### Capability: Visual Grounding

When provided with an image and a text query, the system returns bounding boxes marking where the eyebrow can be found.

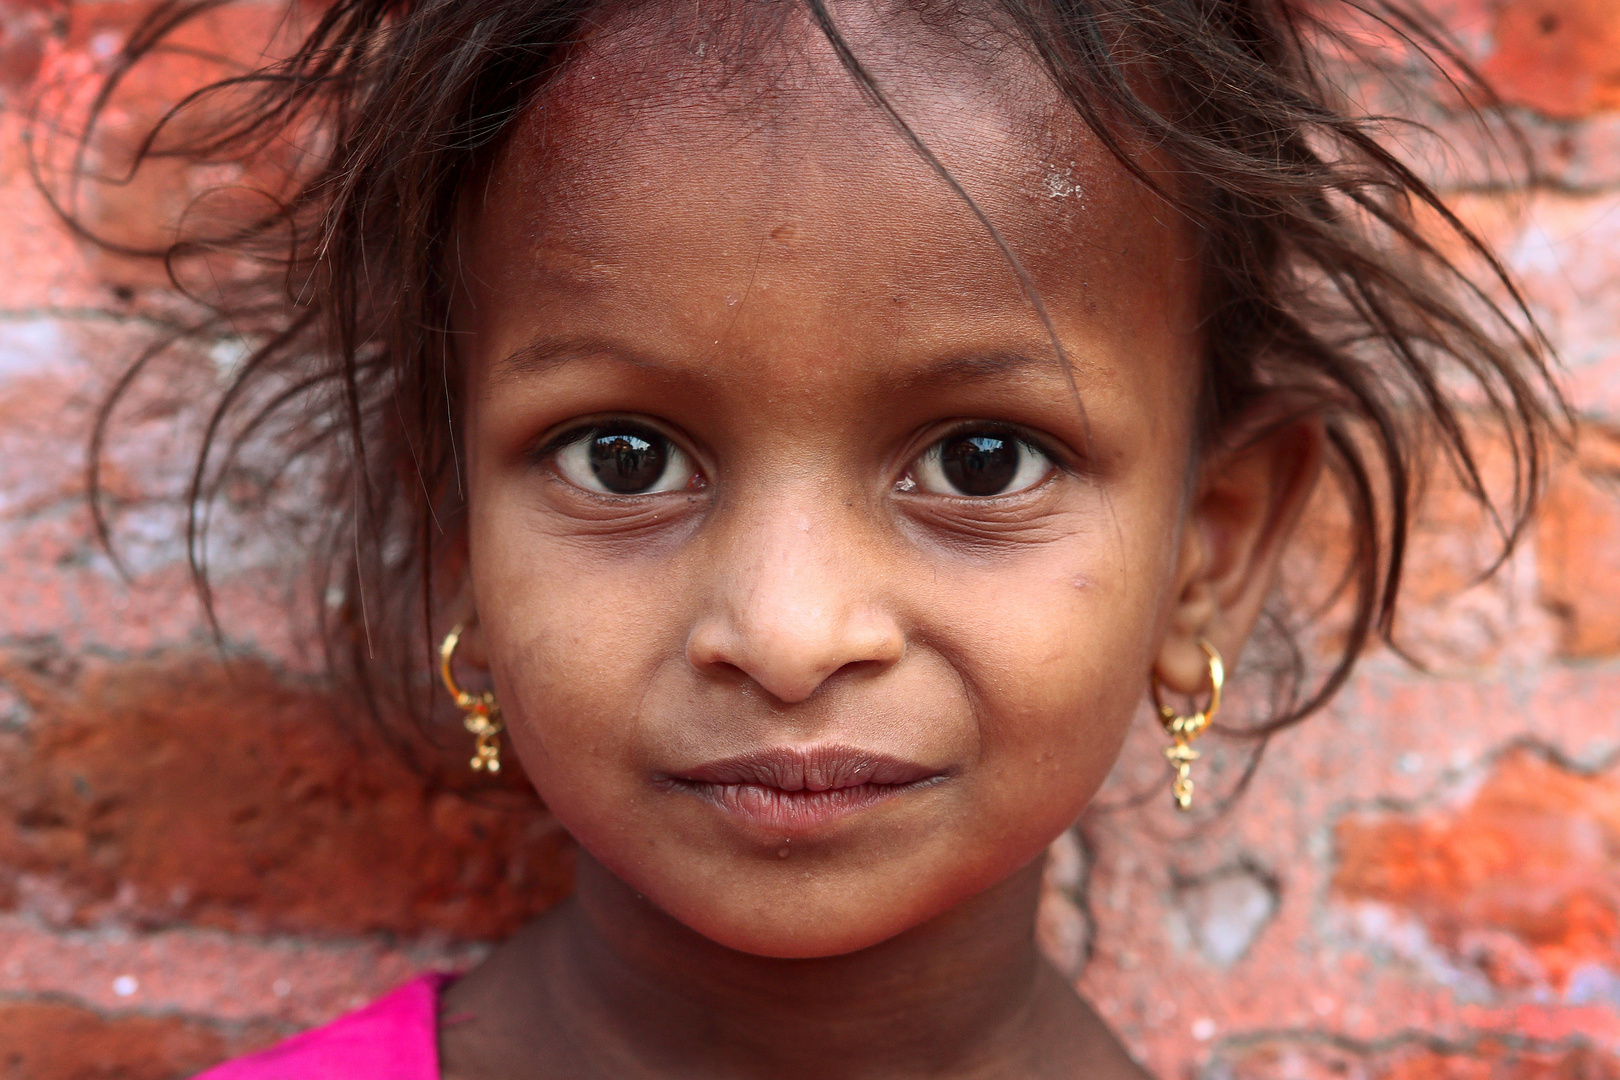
[893,350,1059,389]
[487,336,1071,392]
[488,336,662,385]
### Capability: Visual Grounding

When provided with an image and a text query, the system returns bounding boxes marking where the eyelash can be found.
[923,422,1062,466]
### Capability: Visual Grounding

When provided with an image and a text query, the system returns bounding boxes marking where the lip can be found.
[661,745,949,834]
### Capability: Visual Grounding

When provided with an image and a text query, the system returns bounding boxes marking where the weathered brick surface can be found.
[0,652,571,939]
[1539,428,1620,657]
[1209,1033,1620,1080]
[0,999,276,1080]
[0,3,59,102]
[1335,748,1620,990]
[0,1,1616,1079]
[1482,0,1620,119]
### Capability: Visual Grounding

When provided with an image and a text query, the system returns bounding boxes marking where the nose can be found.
[686,504,905,705]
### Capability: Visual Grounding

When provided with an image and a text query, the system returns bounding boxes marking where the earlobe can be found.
[1155,409,1326,696]
[450,617,491,670]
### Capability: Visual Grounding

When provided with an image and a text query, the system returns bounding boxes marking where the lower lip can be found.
[674,779,938,833]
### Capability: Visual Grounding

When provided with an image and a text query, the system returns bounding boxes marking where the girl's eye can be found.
[908,429,1052,497]
[552,424,697,495]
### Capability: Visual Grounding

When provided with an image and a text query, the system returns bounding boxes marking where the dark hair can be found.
[35,0,1567,781]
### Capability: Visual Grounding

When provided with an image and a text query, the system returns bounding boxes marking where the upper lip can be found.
[665,744,944,791]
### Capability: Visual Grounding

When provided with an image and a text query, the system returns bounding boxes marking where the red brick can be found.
[1334,749,1620,988]
[1538,425,1620,658]
[0,653,573,939]
[0,2,62,98]
[1215,1034,1620,1080]
[16,2,314,288]
[1281,418,1557,668]
[0,998,275,1080]
[1482,0,1620,119]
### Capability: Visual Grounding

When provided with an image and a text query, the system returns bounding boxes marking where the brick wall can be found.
[0,1,1616,1078]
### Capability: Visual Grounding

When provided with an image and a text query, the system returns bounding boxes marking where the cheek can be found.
[931,547,1164,842]
[465,489,682,801]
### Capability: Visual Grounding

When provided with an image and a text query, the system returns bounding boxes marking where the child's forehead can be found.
[474,3,1174,261]
[454,1,1199,365]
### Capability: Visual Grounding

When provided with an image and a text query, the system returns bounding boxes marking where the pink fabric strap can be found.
[196,973,449,1080]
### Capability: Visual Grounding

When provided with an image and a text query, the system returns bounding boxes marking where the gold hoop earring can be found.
[440,623,503,774]
[1151,638,1223,811]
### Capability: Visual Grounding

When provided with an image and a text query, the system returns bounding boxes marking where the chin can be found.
[659,865,1011,960]
[683,905,931,960]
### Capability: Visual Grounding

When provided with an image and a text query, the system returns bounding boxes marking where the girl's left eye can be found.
[905,429,1054,498]
[552,424,698,495]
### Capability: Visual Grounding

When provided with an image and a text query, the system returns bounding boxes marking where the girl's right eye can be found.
[905,427,1054,498]
[551,424,698,495]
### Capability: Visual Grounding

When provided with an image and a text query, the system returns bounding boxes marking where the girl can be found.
[57,0,1563,1076]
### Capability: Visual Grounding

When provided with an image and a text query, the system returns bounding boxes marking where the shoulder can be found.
[195,973,451,1080]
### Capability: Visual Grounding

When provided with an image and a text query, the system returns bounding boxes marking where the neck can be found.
[519,852,1053,1079]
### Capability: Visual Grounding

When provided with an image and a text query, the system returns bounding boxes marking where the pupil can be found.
[941,434,1018,496]
[588,430,668,493]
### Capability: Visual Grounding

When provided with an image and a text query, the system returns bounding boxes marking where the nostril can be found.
[702,658,753,685]
[685,634,751,682]
[685,629,901,706]
[686,591,905,704]
[830,656,898,682]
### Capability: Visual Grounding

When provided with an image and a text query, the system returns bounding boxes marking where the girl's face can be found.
[455,16,1278,960]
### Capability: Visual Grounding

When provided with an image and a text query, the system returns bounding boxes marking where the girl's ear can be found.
[1154,406,1326,697]
[454,617,492,672]
[440,538,491,672]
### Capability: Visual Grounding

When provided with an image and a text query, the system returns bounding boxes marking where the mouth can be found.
[659,745,949,834]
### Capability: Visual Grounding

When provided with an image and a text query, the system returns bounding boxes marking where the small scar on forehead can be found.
[770,223,800,241]
[1044,173,1083,200]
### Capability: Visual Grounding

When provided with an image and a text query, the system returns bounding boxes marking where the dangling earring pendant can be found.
[1151,639,1224,811]
[440,623,504,774]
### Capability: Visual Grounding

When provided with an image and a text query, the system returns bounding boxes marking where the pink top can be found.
[195,973,448,1079]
